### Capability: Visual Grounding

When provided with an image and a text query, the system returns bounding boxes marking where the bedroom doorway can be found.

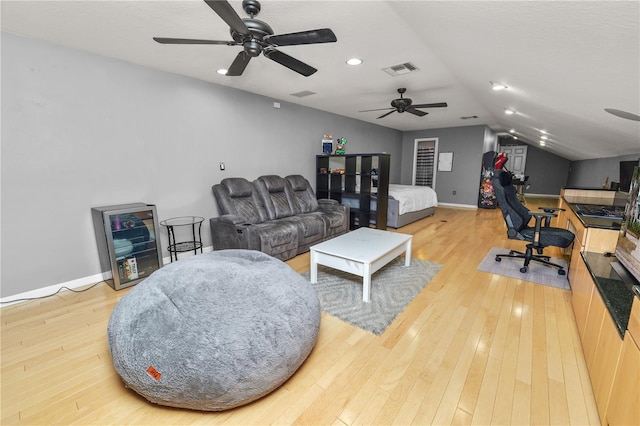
[412,138,438,188]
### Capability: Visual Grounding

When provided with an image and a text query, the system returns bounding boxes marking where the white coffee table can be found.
[309,227,412,303]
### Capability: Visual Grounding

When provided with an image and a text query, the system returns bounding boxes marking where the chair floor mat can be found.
[477,247,570,290]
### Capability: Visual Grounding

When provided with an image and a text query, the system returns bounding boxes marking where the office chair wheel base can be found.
[558,269,566,276]
[520,266,528,273]
[495,256,502,262]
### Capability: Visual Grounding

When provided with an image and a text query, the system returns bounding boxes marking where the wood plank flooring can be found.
[1,198,600,425]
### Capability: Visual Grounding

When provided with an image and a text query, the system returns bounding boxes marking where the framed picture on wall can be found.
[438,152,453,172]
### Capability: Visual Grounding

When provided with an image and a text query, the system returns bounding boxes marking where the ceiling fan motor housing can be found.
[230,19,274,56]
[391,98,412,112]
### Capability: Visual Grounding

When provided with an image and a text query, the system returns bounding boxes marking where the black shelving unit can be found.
[316,153,390,230]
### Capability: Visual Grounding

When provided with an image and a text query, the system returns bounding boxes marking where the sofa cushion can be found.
[248,221,299,260]
[212,178,266,224]
[254,175,297,220]
[286,175,319,214]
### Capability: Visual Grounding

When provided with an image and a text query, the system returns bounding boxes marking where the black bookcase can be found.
[316,153,390,230]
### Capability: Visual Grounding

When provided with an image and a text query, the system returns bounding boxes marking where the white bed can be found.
[340,184,438,228]
[387,184,438,228]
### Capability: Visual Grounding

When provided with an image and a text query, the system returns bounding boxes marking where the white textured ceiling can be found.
[2,0,639,161]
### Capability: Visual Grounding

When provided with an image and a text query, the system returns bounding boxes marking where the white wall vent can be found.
[382,62,419,77]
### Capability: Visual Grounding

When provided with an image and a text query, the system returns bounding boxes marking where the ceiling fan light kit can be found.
[153,0,337,77]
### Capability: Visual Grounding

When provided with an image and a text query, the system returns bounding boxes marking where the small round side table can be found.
[160,216,204,262]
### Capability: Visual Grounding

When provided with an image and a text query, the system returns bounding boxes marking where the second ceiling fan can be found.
[360,88,448,119]
[153,0,337,77]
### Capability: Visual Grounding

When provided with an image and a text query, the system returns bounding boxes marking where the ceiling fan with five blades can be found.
[359,88,448,119]
[153,0,337,77]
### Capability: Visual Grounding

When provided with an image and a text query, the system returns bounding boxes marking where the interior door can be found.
[498,144,527,177]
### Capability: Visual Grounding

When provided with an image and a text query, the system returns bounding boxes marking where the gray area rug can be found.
[477,247,570,290]
[301,258,442,335]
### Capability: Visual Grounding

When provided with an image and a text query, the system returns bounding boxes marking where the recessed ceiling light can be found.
[509,129,516,133]
[513,136,518,140]
[216,68,228,75]
[540,141,546,146]
[490,81,508,91]
[505,108,516,115]
[346,58,363,66]
[540,129,548,134]
[540,135,548,140]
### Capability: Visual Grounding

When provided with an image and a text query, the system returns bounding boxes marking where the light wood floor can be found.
[1,198,600,425]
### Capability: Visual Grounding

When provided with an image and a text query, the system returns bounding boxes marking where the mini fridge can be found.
[91,203,163,290]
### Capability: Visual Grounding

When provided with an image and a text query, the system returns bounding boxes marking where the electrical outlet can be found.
[219,162,225,171]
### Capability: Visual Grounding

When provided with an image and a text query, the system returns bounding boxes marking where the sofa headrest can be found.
[221,178,253,197]
[286,175,308,191]
[258,175,285,193]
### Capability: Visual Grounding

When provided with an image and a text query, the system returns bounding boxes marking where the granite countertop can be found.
[562,196,624,230]
[582,251,638,338]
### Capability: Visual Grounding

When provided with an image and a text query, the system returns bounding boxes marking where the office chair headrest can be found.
[499,170,513,186]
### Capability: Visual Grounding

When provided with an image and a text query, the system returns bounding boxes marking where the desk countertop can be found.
[582,252,638,338]
[562,196,624,230]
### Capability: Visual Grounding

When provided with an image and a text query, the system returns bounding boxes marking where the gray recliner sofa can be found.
[210,175,349,261]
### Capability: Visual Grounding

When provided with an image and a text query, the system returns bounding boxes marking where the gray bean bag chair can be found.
[107,249,321,411]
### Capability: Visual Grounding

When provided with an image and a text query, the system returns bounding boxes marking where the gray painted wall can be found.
[568,154,640,188]
[401,125,490,206]
[3,32,635,299]
[1,33,403,298]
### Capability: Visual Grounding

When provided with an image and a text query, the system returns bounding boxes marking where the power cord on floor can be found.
[0,282,103,305]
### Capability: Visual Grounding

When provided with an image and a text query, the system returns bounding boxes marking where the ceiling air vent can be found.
[382,62,419,77]
[460,115,479,120]
[290,90,316,98]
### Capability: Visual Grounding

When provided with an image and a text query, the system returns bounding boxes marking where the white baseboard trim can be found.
[2,245,215,308]
[0,271,111,307]
[438,202,478,209]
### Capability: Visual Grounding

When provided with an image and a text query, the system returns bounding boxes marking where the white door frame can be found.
[412,137,439,188]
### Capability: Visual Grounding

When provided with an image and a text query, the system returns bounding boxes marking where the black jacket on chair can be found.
[492,169,575,274]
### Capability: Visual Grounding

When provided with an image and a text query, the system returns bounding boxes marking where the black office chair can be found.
[492,169,575,275]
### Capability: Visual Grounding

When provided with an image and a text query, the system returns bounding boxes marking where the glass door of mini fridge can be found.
[92,203,163,290]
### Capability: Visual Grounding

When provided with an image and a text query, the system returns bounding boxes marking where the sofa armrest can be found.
[209,217,251,250]
[318,199,339,206]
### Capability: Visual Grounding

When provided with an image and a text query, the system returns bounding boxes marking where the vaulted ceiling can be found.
[2,0,639,161]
